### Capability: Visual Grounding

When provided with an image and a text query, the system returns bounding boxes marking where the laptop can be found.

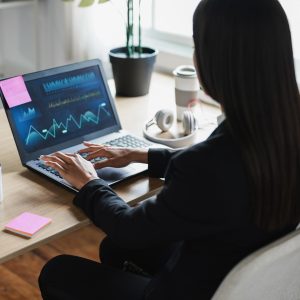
[0,59,158,192]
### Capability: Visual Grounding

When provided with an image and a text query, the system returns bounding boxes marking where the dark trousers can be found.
[39,237,175,300]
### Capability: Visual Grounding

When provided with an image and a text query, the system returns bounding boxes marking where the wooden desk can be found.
[0,72,220,264]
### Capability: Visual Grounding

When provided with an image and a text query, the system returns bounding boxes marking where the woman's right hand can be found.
[78,141,149,169]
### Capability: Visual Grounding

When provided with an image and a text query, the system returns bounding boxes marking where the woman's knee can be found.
[99,237,127,268]
[99,236,114,263]
[39,254,72,289]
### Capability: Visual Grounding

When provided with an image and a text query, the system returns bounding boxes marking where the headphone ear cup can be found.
[155,109,174,132]
[182,111,197,135]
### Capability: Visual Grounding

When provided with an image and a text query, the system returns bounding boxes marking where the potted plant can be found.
[63,0,158,97]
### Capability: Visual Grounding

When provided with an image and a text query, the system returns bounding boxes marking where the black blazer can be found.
[74,122,295,299]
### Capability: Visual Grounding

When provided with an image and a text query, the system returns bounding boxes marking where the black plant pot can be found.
[109,47,158,97]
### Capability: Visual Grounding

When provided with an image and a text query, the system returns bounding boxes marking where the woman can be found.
[38,0,300,299]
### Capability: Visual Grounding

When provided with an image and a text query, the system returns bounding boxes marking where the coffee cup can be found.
[173,65,200,121]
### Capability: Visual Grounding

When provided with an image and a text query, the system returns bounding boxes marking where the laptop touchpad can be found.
[96,167,132,185]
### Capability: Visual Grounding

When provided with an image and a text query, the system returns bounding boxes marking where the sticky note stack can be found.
[4,212,52,238]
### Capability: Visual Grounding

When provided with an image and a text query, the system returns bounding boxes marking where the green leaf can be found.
[98,0,109,3]
[78,0,95,7]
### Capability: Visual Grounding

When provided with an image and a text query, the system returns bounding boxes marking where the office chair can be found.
[212,226,300,300]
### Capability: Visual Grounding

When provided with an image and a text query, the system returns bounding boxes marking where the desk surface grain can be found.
[0,72,219,264]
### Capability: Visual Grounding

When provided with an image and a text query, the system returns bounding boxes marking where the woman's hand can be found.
[40,152,98,190]
[78,141,148,169]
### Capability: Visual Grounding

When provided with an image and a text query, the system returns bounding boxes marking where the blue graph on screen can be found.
[25,103,110,146]
[18,107,39,122]
[23,107,36,119]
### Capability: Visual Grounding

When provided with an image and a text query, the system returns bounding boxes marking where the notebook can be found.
[4,212,52,238]
[0,59,158,192]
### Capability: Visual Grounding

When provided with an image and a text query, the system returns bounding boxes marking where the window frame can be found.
[142,0,195,73]
[144,0,194,47]
[144,0,300,87]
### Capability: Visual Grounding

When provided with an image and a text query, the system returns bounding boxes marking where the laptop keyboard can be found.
[105,135,152,148]
[81,135,152,163]
[36,161,63,178]
[36,135,152,179]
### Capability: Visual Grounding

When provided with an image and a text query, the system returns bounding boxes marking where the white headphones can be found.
[143,109,198,148]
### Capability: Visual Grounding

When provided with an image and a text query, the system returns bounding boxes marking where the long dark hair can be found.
[193,0,300,231]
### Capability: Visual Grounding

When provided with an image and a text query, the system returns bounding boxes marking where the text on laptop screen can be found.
[8,65,118,153]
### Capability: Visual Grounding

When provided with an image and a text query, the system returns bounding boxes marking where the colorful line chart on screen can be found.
[25,102,111,147]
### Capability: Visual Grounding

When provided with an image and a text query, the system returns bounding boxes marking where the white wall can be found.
[0,2,38,77]
[36,0,72,70]
[0,0,70,78]
[0,0,299,87]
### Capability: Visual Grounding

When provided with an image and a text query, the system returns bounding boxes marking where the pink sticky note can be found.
[0,76,32,108]
[4,212,52,238]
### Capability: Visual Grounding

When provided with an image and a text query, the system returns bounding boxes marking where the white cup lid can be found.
[173,65,197,78]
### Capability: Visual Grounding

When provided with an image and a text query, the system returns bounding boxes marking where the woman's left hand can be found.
[40,152,99,190]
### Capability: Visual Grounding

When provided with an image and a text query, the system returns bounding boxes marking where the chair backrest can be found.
[212,227,300,300]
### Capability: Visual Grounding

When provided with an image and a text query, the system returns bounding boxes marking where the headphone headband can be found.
[143,109,198,148]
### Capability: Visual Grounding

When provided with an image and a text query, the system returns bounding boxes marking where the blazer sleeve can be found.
[74,150,222,250]
[148,148,180,178]
[147,123,226,178]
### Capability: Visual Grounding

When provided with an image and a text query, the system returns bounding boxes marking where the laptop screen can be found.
[1,60,121,163]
